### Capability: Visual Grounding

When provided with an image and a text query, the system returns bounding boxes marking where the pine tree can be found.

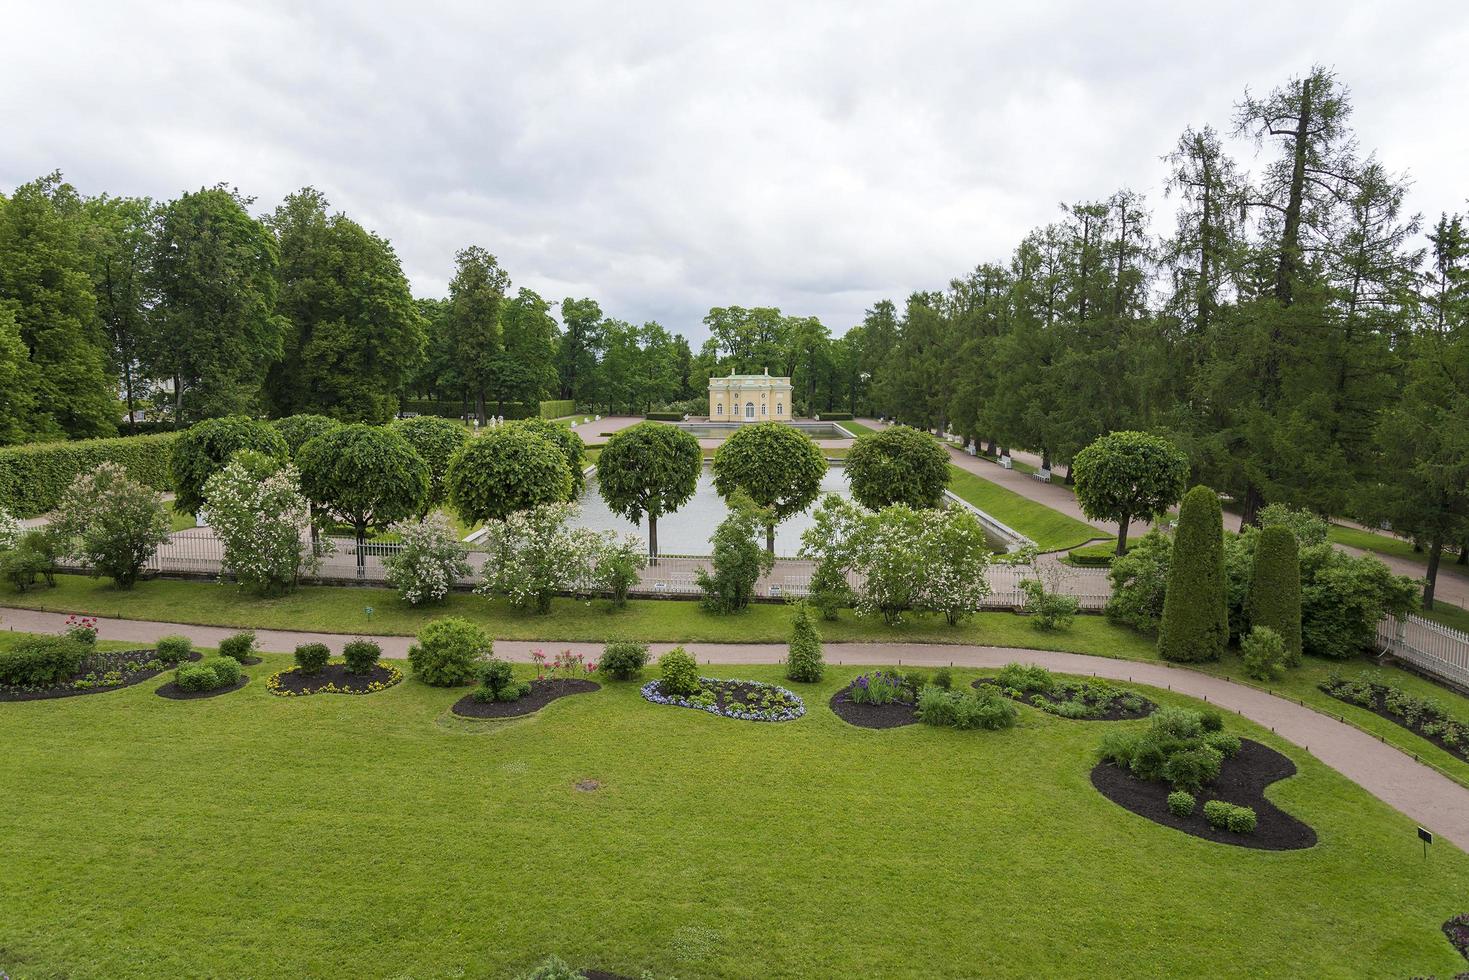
[1247,526,1303,665]
[785,602,824,683]
[1158,486,1228,662]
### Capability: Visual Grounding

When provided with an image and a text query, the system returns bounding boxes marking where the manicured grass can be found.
[167,511,196,532]
[1422,601,1469,635]
[836,419,878,437]
[1328,522,1433,564]
[3,657,1467,978]
[946,465,1104,552]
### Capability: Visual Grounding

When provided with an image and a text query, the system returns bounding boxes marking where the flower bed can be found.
[641,677,804,722]
[829,677,918,729]
[0,648,200,702]
[156,674,250,700]
[452,678,600,719]
[1320,671,1469,764]
[1445,913,1469,962]
[974,676,1156,721]
[266,661,403,697]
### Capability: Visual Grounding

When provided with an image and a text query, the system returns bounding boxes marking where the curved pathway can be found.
[5,606,1468,850]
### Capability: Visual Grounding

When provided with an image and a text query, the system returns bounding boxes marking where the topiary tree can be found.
[271,414,342,460]
[845,425,950,510]
[296,424,429,576]
[170,415,289,515]
[785,602,824,682]
[1071,430,1190,555]
[1248,525,1302,666]
[1157,485,1228,662]
[515,417,588,495]
[390,415,470,515]
[596,421,702,561]
[711,421,826,553]
[52,462,171,589]
[445,425,573,526]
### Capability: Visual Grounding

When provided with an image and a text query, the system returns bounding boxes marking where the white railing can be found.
[1378,614,1469,692]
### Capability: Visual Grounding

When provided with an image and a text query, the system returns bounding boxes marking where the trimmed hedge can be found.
[0,433,177,517]
[645,412,684,421]
[538,399,574,419]
[817,412,853,421]
[1068,541,1117,567]
[1158,485,1228,663]
[1248,525,1302,665]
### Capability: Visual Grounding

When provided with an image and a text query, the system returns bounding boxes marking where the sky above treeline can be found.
[4,1,1467,341]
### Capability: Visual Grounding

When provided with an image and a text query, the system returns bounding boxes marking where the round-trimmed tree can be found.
[445,425,573,525]
[596,421,702,561]
[271,414,342,460]
[1072,430,1189,555]
[515,417,588,495]
[711,421,827,553]
[1247,525,1302,666]
[845,425,950,510]
[391,415,471,515]
[296,424,429,575]
[170,416,289,515]
[1157,485,1228,663]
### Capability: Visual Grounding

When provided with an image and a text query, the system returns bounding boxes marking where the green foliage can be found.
[538,400,574,419]
[217,632,256,663]
[1166,790,1196,818]
[515,955,584,980]
[1096,705,1233,793]
[389,416,470,512]
[271,415,343,460]
[0,529,63,591]
[1105,527,1172,633]
[0,433,177,518]
[446,425,573,526]
[1204,800,1257,834]
[473,658,528,703]
[696,493,774,612]
[917,685,1017,730]
[170,417,289,515]
[1162,746,1223,794]
[383,514,472,605]
[1248,526,1302,664]
[175,657,240,692]
[932,667,953,690]
[1241,625,1288,682]
[293,642,331,675]
[657,647,700,696]
[0,636,88,686]
[342,639,382,675]
[1019,577,1080,631]
[996,662,1054,694]
[203,455,316,595]
[50,461,171,589]
[595,421,702,559]
[845,425,950,510]
[407,617,490,686]
[154,635,192,664]
[1158,486,1227,662]
[1071,431,1189,554]
[593,534,646,609]
[1299,544,1419,659]
[712,421,827,551]
[1257,504,1329,547]
[475,503,603,614]
[515,418,588,495]
[784,602,824,682]
[296,424,429,542]
[599,641,650,680]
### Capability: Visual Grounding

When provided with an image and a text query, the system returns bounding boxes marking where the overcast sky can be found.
[5,1,1467,341]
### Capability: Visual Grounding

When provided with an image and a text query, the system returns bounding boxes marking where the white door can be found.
[745,402,755,418]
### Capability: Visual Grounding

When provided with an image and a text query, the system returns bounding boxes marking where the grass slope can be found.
[946,465,1103,552]
[2,660,1466,978]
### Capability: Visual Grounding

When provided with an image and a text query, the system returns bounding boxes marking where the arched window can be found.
[716,403,723,415]
[745,402,755,419]
[761,402,767,415]
[776,402,784,416]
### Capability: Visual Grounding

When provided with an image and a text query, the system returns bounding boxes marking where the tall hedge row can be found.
[1248,525,1303,665]
[0,433,178,517]
[1158,485,1228,663]
[538,400,575,419]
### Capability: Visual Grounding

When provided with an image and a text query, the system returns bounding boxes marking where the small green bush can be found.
[516,954,583,980]
[1020,578,1080,631]
[1162,746,1223,793]
[154,635,193,664]
[1096,730,1139,768]
[996,662,1053,693]
[1203,731,1242,758]
[1203,800,1257,834]
[599,641,649,680]
[657,647,700,697]
[918,685,1017,731]
[0,636,88,686]
[1199,708,1223,733]
[474,659,530,703]
[1241,625,1287,682]
[174,658,238,692]
[208,657,242,687]
[932,667,953,690]
[217,631,256,663]
[407,617,491,686]
[294,642,331,675]
[1167,790,1196,817]
[784,603,824,683]
[342,639,382,675]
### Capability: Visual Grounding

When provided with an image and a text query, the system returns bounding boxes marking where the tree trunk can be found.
[1275,75,1313,306]
[356,521,368,579]
[766,521,776,555]
[123,361,137,435]
[1115,516,1131,556]
[648,514,659,566]
[476,388,487,426]
[1041,449,1051,469]
[1241,483,1266,527]
[985,437,998,456]
[1457,539,1467,565]
[173,374,183,429]
[1424,539,1442,610]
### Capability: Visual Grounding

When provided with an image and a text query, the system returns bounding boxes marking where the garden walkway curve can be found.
[5,606,1468,851]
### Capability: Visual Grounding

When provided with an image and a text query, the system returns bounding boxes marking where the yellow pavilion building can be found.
[708,369,792,421]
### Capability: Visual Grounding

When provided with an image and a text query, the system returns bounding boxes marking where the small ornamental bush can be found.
[0,636,88,686]
[208,657,242,687]
[217,631,257,663]
[1204,800,1257,834]
[52,461,171,589]
[1203,731,1242,758]
[64,615,99,645]
[932,667,953,690]
[516,954,584,980]
[1019,577,1080,631]
[849,670,906,705]
[1199,708,1224,733]
[1096,705,1234,795]
[918,685,1018,730]
[784,603,824,683]
[1167,791,1196,818]
[294,642,331,675]
[408,617,491,686]
[996,662,1054,694]
[154,635,193,664]
[174,658,240,692]
[473,659,531,703]
[383,513,472,605]
[1162,746,1223,794]
[657,647,700,697]
[342,639,382,675]
[599,641,649,680]
[1241,625,1288,682]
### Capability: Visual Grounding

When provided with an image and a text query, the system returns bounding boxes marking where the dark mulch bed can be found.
[1445,913,1469,962]
[829,683,918,729]
[268,662,402,697]
[452,678,600,719]
[1321,683,1469,765]
[974,678,1157,721]
[0,650,201,703]
[234,656,263,666]
[1091,738,1317,851]
[155,675,250,700]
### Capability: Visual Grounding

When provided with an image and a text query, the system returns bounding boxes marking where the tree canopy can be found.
[296,424,429,569]
[595,421,703,559]
[711,421,827,553]
[446,425,573,526]
[170,415,289,515]
[1072,431,1190,555]
[845,425,950,510]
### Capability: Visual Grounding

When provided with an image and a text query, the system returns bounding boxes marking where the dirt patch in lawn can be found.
[267,662,402,697]
[1091,738,1316,851]
[829,683,919,730]
[155,675,250,700]
[0,650,200,703]
[451,678,600,719]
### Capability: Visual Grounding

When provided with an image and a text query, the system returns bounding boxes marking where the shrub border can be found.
[266,661,403,697]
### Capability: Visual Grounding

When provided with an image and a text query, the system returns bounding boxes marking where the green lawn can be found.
[1422,601,1469,634]
[946,465,1104,552]
[834,419,878,437]
[2,657,1466,978]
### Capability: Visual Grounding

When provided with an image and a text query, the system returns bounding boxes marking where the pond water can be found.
[670,421,855,440]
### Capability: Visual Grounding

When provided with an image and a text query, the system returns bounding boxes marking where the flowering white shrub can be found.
[0,508,21,551]
[54,462,171,589]
[203,456,323,595]
[477,503,606,613]
[383,513,472,605]
[592,531,647,608]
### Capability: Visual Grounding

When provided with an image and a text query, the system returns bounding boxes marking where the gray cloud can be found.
[5,0,1466,339]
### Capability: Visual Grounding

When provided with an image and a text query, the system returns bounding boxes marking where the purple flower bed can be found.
[640,677,805,722]
[1446,912,1469,962]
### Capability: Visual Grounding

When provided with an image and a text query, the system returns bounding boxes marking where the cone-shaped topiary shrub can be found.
[785,602,825,682]
[1247,525,1302,666]
[1158,486,1227,662]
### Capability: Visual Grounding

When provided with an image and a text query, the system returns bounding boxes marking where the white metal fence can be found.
[1378,614,1469,692]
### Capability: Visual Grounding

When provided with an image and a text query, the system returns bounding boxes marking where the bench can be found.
[1032,467,1051,483]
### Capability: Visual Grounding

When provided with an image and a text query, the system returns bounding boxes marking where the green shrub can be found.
[599,641,649,680]
[342,639,382,675]
[1068,541,1117,567]
[1158,485,1228,662]
[1248,525,1302,665]
[208,657,242,687]
[1105,528,1172,633]
[932,667,953,690]
[1129,741,1169,781]
[1241,625,1287,682]
[0,432,177,518]
[174,663,220,692]
[1167,790,1196,817]
[784,603,824,683]
[1020,578,1080,630]
[538,399,575,419]
[169,416,288,515]
[217,631,256,663]
[154,635,193,664]
[0,636,88,686]
[1162,746,1223,793]
[516,954,583,980]
[0,532,59,591]
[1199,708,1223,733]
[1203,731,1242,757]
[294,642,331,675]
[1203,800,1257,834]
[407,617,491,686]
[657,647,700,697]
[644,411,684,421]
[474,658,529,703]
[996,662,1053,693]
[918,686,1017,730]
[1155,706,1207,740]
[1097,730,1140,767]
